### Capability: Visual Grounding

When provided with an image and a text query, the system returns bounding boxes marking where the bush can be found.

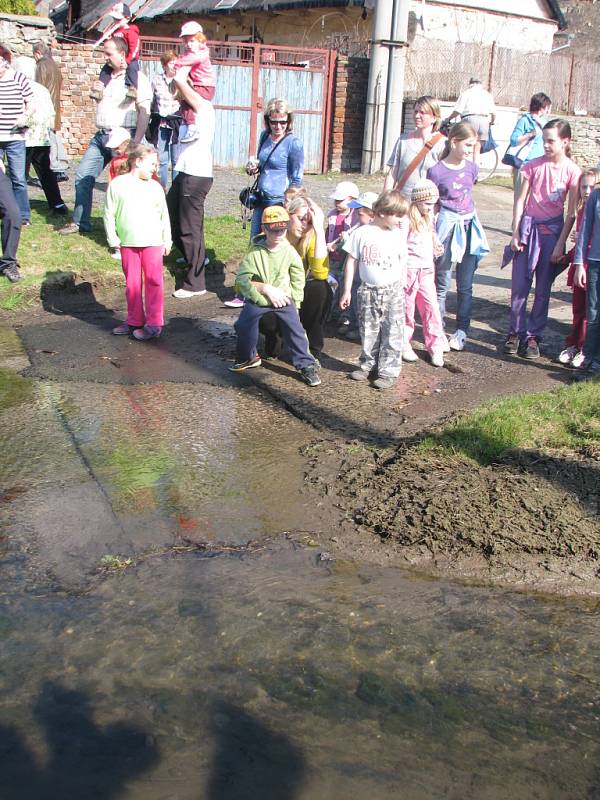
[0,0,38,14]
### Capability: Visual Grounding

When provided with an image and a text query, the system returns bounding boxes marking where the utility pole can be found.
[361,0,411,174]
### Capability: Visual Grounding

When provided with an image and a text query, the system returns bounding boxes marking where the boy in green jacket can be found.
[229,206,321,387]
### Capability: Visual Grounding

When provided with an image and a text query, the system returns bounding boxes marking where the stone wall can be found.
[53,43,105,156]
[566,115,600,169]
[329,55,369,172]
[0,12,53,54]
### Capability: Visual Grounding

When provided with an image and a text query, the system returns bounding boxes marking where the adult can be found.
[246,98,304,238]
[0,45,33,225]
[32,42,63,131]
[58,37,151,236]
[167,64,214,299]
[0,160,22,282]
[260,196,331,360]
[147,50,181,189]
[507,92,552,193]
[449,78,496,163]
[14,57,67,216]
[383,95,445,199]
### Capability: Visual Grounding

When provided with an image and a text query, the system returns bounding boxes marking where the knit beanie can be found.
[411,179,439,204]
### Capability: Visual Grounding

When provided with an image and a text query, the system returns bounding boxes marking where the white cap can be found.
[180,21,204,37]
[329,181,360,201]
[106,126,131,149]
[109,3,126,19]
[348,191,379,210]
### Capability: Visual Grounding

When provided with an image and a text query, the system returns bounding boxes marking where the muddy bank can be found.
[305,439,600,596]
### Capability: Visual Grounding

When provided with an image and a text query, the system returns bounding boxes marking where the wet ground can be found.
[2,176,600,796]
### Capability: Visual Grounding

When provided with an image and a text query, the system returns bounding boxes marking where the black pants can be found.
[99,60,139,89]
[0,170,21,271]
[259,279,333,357]
[167,173,213,292]
[26,147,64,210]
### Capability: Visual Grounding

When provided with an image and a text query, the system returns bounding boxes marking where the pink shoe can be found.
[132,325,162,341]
[224,295,244,308]
[112,322,132,335]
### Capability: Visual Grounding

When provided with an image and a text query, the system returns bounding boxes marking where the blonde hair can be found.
[193,31,207,44]
[286,195,317,254]
[577,168,600,211]
[263,98,294,133]
[414,95,442,132]
[408,202,432,234]
[284,185,307,205]
[441,122,477,159]
[372,190,409,218]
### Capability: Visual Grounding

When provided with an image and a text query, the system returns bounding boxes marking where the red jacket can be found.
[113,22,140,63]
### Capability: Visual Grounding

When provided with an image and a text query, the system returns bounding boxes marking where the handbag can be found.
[239,133,289,210]
[480,126,497,154]
[502,117,542,169]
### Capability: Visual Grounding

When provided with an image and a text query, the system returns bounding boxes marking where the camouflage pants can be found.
[357,281,404,378]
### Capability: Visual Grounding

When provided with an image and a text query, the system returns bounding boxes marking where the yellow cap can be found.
[261,206,290,228]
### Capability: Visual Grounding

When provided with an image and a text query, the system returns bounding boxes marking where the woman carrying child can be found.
[504,119,581,359]
[340,190,409,390]
[427,122,489,352]
[557,169,600,368]
[104,144,171,340]
[403,179,448,367]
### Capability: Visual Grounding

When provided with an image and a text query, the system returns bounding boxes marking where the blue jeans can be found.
[0,140,30,222]
[235,301,315,369]
[157,126,179,190]
[73,131,114,232]
[435,224,479,334]
[584,259,600,369]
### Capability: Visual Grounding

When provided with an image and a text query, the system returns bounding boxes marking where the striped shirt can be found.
[0,68,33,141]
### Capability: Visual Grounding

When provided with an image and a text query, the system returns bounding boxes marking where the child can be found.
[106,126,132,183]
[175,21,216,144]
[339,190,378,338]
[104,144,171,341]
[404,179,448,367]
[230,205,322,387]
[283,184,307,208]
[505,119,581,359]
[340,190,409,390]
[570,176,600,382]
[97,4,140,99]
[326,180,360,285]
[558,168,600,368]
[427,122,489,352]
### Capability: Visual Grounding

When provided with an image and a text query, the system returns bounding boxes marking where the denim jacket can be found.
[436,207,489,264]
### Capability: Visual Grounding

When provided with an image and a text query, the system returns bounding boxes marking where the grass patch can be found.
[0,203,248,309]
[419,383,600,465]
[481,174,513,190]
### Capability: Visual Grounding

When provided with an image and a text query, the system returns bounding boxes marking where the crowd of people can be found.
[1,13,599,387]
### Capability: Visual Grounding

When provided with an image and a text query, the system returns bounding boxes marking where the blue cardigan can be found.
[257,132,304,204]
[574,188,600,264]
[509,113,545,163]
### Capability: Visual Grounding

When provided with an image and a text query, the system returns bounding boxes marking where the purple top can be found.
[427,160,478,214]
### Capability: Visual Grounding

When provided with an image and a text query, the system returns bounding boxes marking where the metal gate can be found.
[140,38,336,173]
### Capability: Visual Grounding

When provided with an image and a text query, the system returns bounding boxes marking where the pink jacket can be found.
[175,46,216,89]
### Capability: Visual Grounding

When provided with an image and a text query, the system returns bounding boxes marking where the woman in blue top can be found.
[247,98,304,239]
[509,92,551,194]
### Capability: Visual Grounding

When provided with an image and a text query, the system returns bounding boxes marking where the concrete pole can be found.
[382,0,411,169]
[361,0,393,174]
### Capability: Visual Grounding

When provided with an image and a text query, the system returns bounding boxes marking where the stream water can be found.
[2,330,600,799]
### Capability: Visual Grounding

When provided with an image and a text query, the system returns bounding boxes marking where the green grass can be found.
[482,174,513,189]
[419,383,600,465]
[0,202,248,310]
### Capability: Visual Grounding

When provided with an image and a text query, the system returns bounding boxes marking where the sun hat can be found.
[329,181,359,201]
[411,179,439,204]
[262,206,290,229]
[348,191,379,210]
[180,21,204,37]
[106,126,131,149]
[109,3,131,19]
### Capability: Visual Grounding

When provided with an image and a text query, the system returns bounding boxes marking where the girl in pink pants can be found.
[104,144,172,340]
[403,179,448,367]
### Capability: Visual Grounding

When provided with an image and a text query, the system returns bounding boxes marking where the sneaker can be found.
[441,336,451,353]
[58,222,80,236]
[448,329,467,351]
[338,319,351,335]
[571,351,589,370]
[521,336,540,359]
[27,176,41,188]
[430,348,444,367]
[504,334,520,355]
[300,365,322,387]
[52,203,68,216]
[224,296,245,308]
[349,369,369,381]
[373,376,396,390]
[112,322,132,335]
[2,263,22,282]
[132,325,161,341]
[229,355,261,372]
[402,345,418,362]
[109,247,121,261]
[172,288,207,298]
[346,326,360,342]
[179,125,200,144]
[558,345,578,365]
[55,172,69,183]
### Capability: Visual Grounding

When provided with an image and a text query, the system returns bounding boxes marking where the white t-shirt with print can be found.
[343,221,409,287]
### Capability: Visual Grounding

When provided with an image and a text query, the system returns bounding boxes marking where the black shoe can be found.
[52,203,69,216]
[27,177,41,188]
[55,172,69,183]
[300,365,321,387]
[520,336,540,359]
[503,334,519,354]
[3,263,22,282]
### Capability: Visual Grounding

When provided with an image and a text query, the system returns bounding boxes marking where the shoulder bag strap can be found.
[396,132,444,192]
[258,133,289,174]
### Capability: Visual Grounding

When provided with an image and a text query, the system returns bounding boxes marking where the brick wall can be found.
[54,43,105,157]
[329,55,369,172]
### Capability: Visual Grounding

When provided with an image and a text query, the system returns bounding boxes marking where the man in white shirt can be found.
[59,37,152,235]
[449,78,496,163]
